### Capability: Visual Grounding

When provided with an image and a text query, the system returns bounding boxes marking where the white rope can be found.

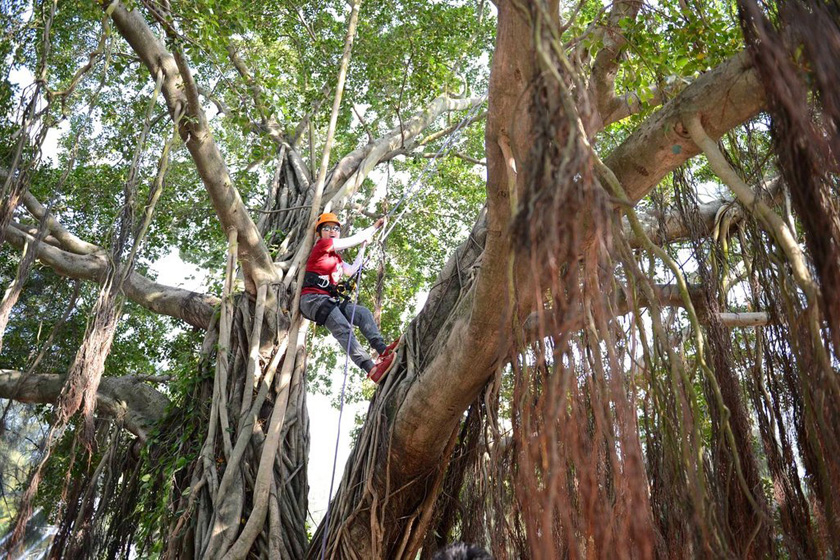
[379,95,487,242]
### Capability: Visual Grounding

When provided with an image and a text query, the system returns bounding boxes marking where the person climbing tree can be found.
[300,212,399,383]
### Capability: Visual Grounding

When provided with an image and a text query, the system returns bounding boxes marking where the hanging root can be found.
[672,171,774,556]
[5,41,177,554]
[503,2,658,558]
[738,0,840,550]
[738,0,840,355]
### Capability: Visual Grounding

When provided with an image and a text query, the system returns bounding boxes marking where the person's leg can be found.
[340,302,386,355]
[300,294,328,322]
[324,306,375,372]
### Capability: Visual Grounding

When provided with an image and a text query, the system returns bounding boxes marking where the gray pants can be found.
[300,294,386,372]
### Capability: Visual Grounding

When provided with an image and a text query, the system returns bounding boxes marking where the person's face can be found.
[319,223,341,240]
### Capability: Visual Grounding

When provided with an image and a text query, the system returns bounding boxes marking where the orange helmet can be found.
[315,212,340,231]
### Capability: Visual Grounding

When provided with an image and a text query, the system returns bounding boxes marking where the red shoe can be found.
[380,336,402,358]
[367,352,396,384]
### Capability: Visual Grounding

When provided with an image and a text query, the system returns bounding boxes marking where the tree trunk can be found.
[162,145,322,559]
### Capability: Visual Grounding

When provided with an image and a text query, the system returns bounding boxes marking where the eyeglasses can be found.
[321,225,341,233]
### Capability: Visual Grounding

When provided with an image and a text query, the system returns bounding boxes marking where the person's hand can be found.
[373,217,385,229]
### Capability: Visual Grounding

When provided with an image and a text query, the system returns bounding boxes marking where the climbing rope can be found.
[318,97,486,557]
[379,94,487,242]
[319,263,364,560]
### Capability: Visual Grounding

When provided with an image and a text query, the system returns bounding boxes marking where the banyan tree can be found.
[0,0,838,558]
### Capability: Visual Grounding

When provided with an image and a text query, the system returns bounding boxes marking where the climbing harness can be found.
[302,271,357,300]
[301,272,359,325]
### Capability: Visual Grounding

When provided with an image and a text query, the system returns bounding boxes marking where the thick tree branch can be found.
[414,110,487,148]
[630,176,784,246]
[315,6,536,556]
[314,5,770,557]
[104,1,278,292]
[4,225,217,329]
[523,284,770,341]
[380,110,487,161]
[21,193,102,255]
[0,370,168,441]
[605,51,765,205]
[601,80,683,127]
[588,0,643,128]
[323,95,484,204]
[393,0,538,477]
[717,312,769,327]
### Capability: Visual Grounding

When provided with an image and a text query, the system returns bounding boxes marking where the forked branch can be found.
[605,51,765,204]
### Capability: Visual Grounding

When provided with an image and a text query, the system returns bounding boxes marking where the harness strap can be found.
[303,271,333,292]
[303,271,356,302]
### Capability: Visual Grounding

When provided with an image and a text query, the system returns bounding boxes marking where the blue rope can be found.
[317,96,485,557]
[319,263,364,560]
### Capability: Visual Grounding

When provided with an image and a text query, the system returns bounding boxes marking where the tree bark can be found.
[308,2,539,558]
[606,51,765,205]
[309,10,768,560]
[0,370,168,440]
[629,176,783,246]
[3,225,217,329]
[0,3,773,557]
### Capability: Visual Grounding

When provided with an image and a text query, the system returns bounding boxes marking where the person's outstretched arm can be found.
[332,226,376,251]
[332,217,385,251]
[341,244,366,277]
